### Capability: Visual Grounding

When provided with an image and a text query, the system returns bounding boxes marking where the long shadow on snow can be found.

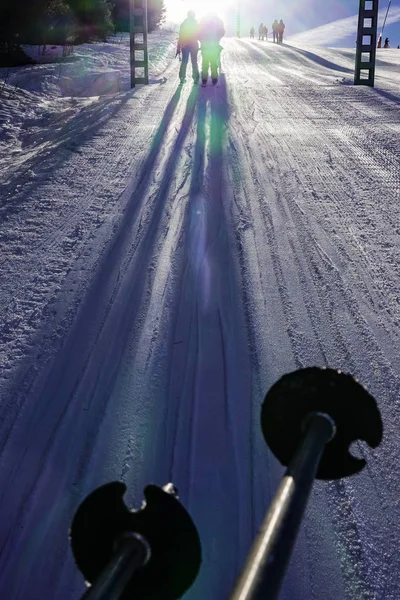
[0,91,135,217]
[0,84,185,437]
[371,86,400,106]
[281,44,353,74]
[0,81,168,217]
[150,86,210,489]
[236,39,277,68]
[151,76,254,600]
[0,86,199,598]
[237,39,353,75]
[330,48,399,70]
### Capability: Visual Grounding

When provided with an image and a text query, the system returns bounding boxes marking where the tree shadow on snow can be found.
[1,77,179,221]
[0,83,201,600]
[1,89,137,217]
[371,86,400,106]
[131,83,186,191]
[284,45,353,74]
[0,83,195,432]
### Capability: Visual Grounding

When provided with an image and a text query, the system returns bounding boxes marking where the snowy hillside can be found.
[0,35,400,600]
[0,31,176,178]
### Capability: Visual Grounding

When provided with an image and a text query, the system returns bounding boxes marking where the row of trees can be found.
[0,0,166,65]
[110,0,165,33]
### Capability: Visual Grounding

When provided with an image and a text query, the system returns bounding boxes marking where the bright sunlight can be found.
[165,0,235,25]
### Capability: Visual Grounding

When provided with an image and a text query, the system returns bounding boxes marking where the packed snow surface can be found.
[0,33,400,600]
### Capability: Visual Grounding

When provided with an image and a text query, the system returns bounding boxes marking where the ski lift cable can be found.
[380,0,392,41]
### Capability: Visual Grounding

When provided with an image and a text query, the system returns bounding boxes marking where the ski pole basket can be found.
[70,368,382,599]
[70,482,201,599]
[230,367,383,599]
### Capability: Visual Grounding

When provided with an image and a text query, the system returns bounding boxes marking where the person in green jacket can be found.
[198,13,225,86]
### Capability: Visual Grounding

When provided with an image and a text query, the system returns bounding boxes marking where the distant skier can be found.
[278,20,285,44]
[263,25,268,41]
[384,37,390,48]
[178,11,200,84]
[272,20,279,43]
[198,13,225,86]
[250,27,255,39]
[258,23,264,41]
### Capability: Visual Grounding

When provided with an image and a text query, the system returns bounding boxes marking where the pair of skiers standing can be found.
[178,11,225,86]
[258,24,268,41]
[272,19,285,44]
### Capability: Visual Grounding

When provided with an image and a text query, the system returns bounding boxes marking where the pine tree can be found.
[67,0,114,42]
[27,0,71,45]
[0,0,69,64]
[108,0,130,33]
[108,0,166,33]
[147,0,166,32]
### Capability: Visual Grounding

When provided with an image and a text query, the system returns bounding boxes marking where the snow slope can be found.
[0,31,175,177]
[0,38,400,599]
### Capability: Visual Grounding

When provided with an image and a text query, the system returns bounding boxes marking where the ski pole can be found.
[231,367,383,600]
[70,482,201,600]
[380,0,392,42]
[80,532,150,600]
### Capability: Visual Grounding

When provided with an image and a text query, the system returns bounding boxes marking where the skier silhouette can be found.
[272,20,279,43]
[278,20,285,44]
[198,13,225,86]
[178,11,200,84]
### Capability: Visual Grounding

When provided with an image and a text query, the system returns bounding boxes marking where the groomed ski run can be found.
[0,37,400,599]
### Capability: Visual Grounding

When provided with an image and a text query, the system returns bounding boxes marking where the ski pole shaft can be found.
[381,0,392,39]
[81,533,150,600]
[230,413,335,600]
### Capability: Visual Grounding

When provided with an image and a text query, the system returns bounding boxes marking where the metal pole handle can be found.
[230,413,335,600]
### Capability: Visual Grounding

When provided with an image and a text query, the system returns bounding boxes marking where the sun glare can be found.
[166,0,234,25]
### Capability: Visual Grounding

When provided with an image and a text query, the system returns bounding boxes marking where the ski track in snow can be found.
[0,39,400,599]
